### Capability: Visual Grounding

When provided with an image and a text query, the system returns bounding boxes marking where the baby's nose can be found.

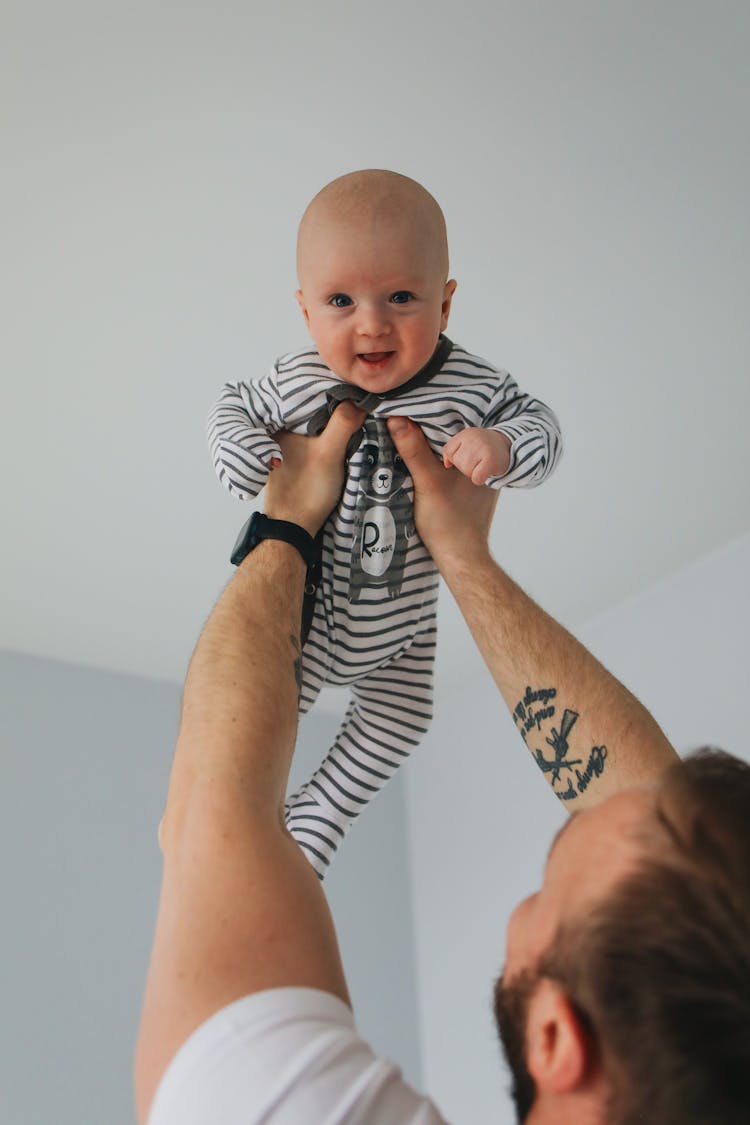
[356,303,391,337]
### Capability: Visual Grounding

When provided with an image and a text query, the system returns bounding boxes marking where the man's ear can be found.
[525,979,590,1095]
[440,279,457,330]
[295,289,310,328]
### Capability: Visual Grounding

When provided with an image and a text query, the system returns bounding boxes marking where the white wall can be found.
[577,533,750,757]
[1,652,422,1125]
[4,0,749,683]
[405,532,750,1124]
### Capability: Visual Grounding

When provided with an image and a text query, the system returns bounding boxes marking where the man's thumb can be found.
[387,417,438,485]
[323,401,367,449]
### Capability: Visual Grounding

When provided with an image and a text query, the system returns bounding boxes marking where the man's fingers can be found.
[387,417,441,486]
[275,402,365,467]
[321,402,367,452]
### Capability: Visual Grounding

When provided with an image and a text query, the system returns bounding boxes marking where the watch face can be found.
[230,512,263,566]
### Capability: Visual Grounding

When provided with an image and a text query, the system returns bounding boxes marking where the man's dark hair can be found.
[542,749,750,1125]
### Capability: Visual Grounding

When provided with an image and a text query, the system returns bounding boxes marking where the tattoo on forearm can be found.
[513,686,557,738]
[289,634,302,697]
[575,745,608,793]
[513,685,608,802]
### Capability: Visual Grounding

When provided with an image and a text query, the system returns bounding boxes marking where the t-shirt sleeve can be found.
[148,988,448,1125]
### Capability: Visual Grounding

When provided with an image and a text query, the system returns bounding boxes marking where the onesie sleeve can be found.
[207,364,288,501]
[480,370,563,489]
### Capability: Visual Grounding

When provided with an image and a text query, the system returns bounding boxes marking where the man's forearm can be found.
[162,542,306,841]
[440,548,679,809]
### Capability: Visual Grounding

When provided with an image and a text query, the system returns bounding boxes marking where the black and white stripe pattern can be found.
[207,342,561,499]
[208,341,562,877]
[287,620,436,876]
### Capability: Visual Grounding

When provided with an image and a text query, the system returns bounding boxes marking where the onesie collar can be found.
[306,335,453,436]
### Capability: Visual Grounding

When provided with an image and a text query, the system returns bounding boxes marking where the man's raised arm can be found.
[388,416,679,810]
[134,404,365,1123]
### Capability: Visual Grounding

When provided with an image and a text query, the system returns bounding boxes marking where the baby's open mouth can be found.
[358,351,395,363]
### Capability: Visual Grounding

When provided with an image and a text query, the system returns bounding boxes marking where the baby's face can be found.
[296,214,456,393]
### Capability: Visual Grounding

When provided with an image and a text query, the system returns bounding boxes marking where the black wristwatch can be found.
[230,511,317,569]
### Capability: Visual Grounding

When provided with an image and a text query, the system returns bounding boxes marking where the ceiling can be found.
[4,2,749,702]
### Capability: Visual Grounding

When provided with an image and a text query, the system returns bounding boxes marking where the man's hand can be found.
[265,403,366,536]
[387,416,499,569]
[442,427,511,484]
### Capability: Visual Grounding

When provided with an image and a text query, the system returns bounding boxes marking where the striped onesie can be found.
[208,334,562,878]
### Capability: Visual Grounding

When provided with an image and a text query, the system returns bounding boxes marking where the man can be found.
[135,406,750,1123]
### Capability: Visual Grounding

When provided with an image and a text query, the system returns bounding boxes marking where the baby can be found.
[208,170,562,878]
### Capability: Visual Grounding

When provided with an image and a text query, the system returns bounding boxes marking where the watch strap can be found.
[231,511,317,569]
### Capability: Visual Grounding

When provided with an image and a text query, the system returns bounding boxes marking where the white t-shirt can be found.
[148,987,448,1124]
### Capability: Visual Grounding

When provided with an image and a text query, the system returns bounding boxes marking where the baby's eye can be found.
[329,293,353,308]
[390,291,414,305]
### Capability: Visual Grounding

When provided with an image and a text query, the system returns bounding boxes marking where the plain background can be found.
[3,0,749,685]
[2,2,749,1122]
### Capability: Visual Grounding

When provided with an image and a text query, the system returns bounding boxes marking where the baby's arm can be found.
[446,370,562,489]
[207,368,287,501]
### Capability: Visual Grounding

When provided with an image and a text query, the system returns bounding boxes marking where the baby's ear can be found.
[441,279,457,329]
[295,289,310,327]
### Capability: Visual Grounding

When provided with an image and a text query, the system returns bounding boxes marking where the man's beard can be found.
[493,969,539,1123]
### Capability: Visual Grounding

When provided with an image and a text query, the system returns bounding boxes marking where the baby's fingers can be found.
[442,434,460,469]
[471,460,489,486]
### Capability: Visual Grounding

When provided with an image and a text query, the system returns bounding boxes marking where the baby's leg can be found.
[285,619,436,878]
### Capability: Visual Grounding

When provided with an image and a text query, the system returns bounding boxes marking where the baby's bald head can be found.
[297,169,449,286]
[294,170,457,391]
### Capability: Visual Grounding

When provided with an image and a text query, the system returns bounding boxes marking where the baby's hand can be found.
[442,428,511,485]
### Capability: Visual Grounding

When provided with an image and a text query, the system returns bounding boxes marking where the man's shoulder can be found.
[148,988,447,1125]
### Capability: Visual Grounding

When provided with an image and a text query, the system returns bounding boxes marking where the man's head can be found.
[295,169,456,393]
[495,750,750,1124]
